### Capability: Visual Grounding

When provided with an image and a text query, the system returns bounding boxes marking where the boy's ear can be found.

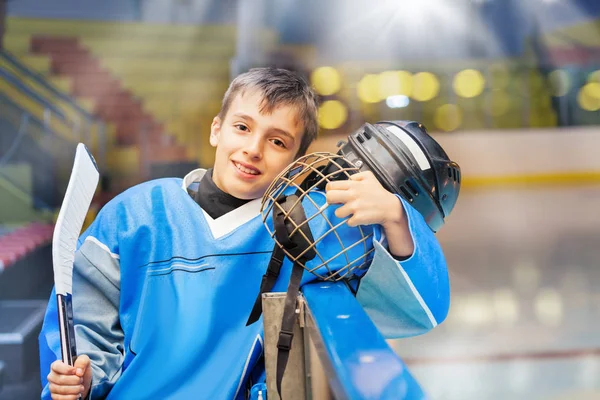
[209,116,221,147]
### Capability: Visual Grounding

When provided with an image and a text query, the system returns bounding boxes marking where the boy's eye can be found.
[272,139,287,148]
[235,124,249,132]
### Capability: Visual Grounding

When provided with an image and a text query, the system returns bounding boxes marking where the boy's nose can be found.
[243,138,264,160]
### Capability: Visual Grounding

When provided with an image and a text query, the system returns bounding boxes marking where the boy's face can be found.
[210,89,304,200]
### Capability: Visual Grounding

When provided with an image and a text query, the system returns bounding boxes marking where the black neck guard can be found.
[192,169,251,219]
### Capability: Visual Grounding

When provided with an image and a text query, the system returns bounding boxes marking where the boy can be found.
[40,67,449,399]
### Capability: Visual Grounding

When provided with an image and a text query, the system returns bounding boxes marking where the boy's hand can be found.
[325,171,414,257]
[325,171,402,228]
[48,355,92,400]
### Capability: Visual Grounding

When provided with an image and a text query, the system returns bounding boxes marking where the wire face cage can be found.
[261,152,375,281]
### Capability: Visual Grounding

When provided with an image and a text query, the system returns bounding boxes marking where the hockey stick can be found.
[52,143,99,374]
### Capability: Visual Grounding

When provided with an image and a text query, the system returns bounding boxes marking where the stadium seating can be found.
[1,18,252,169]
[2,17,322,171]
[5,15,598,143]
[0,224,53,391]
[28,36,187,164]
[7,15,595,180]
[1,17,292,170]
[0,223,53,274]
[0,92,80,204]
[0,225,15,238]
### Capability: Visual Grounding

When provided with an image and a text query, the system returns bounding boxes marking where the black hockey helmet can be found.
[329,120,461,232]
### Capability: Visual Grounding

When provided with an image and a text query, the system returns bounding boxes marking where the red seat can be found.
[0,223,54,272]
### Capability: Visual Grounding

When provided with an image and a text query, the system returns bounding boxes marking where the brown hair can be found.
[219,67,319,156]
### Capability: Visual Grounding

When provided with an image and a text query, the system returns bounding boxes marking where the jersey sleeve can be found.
[39,203,124,399]
[355,196,450,339]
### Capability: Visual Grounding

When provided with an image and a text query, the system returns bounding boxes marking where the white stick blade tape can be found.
[52,144,99,296]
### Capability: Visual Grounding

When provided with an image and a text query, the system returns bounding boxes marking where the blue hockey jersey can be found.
[39,169,449,399]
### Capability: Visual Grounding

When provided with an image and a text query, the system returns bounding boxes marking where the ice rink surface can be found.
[392,184,600,399]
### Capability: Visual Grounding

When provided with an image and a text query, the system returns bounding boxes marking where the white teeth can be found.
[235,162,259,175]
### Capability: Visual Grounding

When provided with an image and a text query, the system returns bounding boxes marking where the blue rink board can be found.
[303,281,426,400]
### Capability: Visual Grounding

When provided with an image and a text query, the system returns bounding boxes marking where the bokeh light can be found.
[492,289,520,325]
[318,100,348,130]
[412,72,440,102]
[519,70,546,95]
[587,70,600,83]
[548,69,571,97]
[311,66,342,96]
[583,81,600,98]
[529,93,552,110]
[434,104,462,131]
[489,64,510,90]
[454,69,485,98]
[534,288,564,327]
[386,95,410,108]
[577,82,600,111]
[530,71,546,94]
[357,74,381,104]
[483,90,511,117]
[379,70,413,98]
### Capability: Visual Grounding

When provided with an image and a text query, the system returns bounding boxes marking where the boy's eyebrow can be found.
[232,113,296,143]
[232,112,254,122]
[269,128,296,143]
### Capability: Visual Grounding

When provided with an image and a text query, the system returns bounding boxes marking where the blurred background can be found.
[0,0,599,399]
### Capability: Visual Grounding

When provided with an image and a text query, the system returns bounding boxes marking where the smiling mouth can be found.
[233,161,260,175]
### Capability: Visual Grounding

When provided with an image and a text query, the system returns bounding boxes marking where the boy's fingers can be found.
[50,360,75,375]
[49,382,85,395]
[350,171,375,181]
[74,354,91,376]
[325,180,351,192]
[325,190,352,205]
[48,371,83,386]
[349,171,371,181]
[51,394,82,400]
[345,215,364,228]
[334,204,353,220]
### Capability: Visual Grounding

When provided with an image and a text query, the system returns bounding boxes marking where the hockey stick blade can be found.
[52,143,99,367]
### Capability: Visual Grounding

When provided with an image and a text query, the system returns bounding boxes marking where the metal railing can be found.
[0,49,107,165]
[0,91,77,210]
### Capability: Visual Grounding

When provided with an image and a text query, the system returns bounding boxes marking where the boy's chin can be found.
[227,185,265,201]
